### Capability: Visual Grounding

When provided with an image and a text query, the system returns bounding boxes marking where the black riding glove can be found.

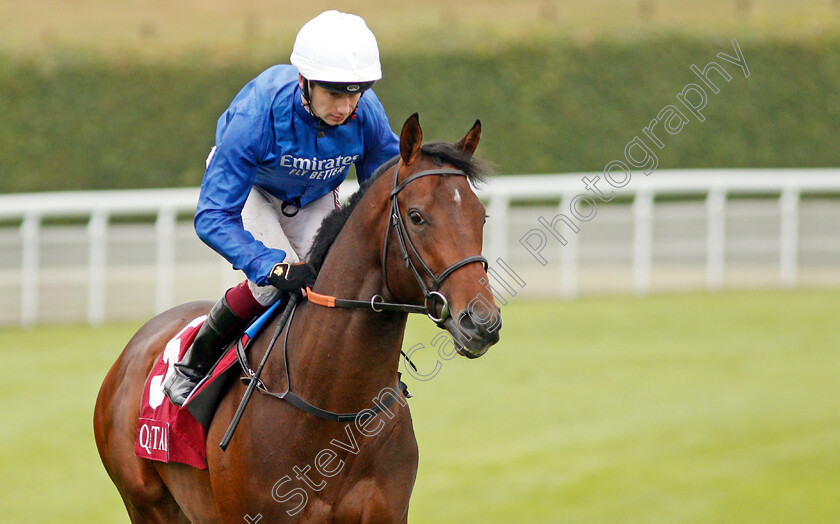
[267,262,317,294]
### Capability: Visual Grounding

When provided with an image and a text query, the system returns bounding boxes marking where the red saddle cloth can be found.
[134,316,241,469]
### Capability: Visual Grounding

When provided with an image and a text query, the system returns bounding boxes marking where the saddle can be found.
[135,314,239,468]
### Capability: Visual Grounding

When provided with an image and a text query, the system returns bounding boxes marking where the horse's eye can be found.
[407,209,426,225]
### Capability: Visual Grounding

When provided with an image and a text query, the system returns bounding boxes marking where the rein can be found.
[306,287,427,314]
[220,164,486,445]
[221,295,410,449]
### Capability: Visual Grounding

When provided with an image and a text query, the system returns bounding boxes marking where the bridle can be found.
[383,164,489,322]
[306,162,488,325]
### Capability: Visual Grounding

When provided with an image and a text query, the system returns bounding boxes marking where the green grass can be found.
[1,290,838,522]
[404,290,840,523]
[0,322,144,522]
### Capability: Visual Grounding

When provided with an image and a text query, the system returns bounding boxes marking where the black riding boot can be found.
[163,296,251,406]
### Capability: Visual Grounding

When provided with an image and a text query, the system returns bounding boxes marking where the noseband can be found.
[306,163,488,324]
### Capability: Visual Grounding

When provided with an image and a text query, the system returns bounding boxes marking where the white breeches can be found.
[241,186,340,306]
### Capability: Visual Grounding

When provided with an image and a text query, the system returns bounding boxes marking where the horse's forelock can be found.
[417,141,489,185]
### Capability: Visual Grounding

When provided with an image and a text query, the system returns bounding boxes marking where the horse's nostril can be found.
[458,311,476,334]
[457,309,502,339]
[489,310,502,333]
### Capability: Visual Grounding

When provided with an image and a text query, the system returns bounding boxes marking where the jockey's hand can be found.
[267,262,317,294]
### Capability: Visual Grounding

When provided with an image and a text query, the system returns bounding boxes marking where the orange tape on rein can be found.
[304,287,336,308]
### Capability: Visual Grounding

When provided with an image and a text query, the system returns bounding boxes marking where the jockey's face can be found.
[299,75,362,126]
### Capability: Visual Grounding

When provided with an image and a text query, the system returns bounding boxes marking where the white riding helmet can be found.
[290,10,382,93]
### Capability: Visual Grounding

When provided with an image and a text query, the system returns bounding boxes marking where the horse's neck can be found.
[271,195,406,413]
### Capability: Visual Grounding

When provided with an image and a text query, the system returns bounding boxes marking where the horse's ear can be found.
[400,113,423,166]
[454,119,481,157]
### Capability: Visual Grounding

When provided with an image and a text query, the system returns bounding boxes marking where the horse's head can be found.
[383,113,501,358]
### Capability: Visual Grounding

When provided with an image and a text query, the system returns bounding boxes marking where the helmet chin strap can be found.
[301,78,359,127]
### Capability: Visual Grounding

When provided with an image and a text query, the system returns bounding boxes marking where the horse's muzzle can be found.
[444,307,501,359]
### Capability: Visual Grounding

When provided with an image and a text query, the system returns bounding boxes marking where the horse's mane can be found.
[306,141,489,272]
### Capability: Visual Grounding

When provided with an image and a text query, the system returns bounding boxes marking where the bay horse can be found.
[94,113,501,523]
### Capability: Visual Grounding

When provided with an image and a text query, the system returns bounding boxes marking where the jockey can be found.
[164,10,400,406]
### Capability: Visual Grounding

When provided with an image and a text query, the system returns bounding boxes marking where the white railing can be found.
[1,169,838,326]
[477,168,840,298]
[0,188,202,326]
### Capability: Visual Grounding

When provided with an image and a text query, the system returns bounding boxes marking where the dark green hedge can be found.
[1,36,838,193]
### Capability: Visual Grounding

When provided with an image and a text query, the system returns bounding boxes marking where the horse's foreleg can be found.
[154,462,221,523]
[124,492,190,524]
